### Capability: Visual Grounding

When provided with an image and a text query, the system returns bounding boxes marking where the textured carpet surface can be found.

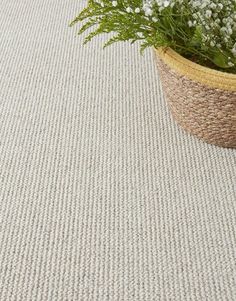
[0,1,236,300]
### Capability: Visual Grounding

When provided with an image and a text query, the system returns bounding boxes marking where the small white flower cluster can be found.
[188,0,236,66]
[142,2,160,22]
[109,0,158,22]
[143,1,153,16]
[142,0,236,67]
[99,0,141,14]
[143,0,183,15]
[125,6,141,13]
[156,0,175,10]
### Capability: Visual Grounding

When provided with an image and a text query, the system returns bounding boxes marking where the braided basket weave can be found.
[155,47,236,148]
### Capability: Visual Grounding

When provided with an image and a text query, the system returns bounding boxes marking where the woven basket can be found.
[154,47,236,148]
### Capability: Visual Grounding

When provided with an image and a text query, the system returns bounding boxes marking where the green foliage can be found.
[70,0,236,73]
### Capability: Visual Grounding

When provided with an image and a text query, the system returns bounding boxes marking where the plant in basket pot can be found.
[70,0,236,148]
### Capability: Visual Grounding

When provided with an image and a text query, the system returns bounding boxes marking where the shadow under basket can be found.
[154,47,236,148]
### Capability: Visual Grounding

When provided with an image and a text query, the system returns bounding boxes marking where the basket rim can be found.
[155,47,236,92]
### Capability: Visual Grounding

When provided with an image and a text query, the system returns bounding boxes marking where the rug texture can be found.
[0,1,236,300]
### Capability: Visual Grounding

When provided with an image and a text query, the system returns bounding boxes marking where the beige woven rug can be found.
[0,1,236,300]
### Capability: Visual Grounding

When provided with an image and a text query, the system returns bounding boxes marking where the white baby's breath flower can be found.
[112,1,118,7]
[205,10,212,18]
[137,32,144,38]
[188,20,193,27]
[232,47,236,57]
[145,8,153,16]
[126,7,132,13]
[163,0,170,7]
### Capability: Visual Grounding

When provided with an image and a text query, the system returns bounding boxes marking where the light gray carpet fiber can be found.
[0,1,236,300]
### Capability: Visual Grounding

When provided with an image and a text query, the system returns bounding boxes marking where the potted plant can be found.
[70,0,236,148]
